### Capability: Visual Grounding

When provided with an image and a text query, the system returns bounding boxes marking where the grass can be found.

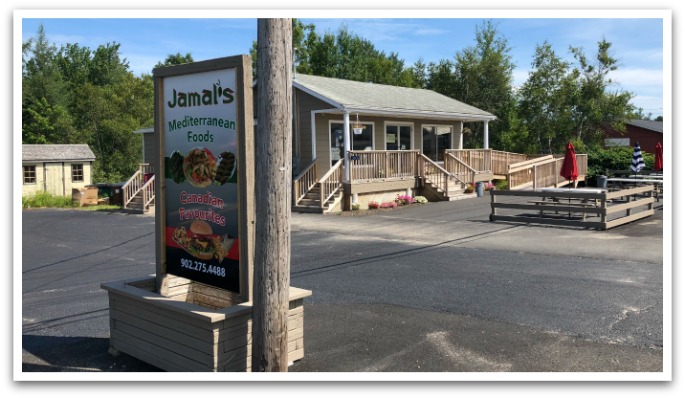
[22,191,122,212]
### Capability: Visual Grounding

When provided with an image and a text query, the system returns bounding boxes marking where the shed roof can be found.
[627,119,663,133]
[292,74,496,122]
[22,144,96,162]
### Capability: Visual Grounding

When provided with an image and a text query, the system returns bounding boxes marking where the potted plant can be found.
[352,114,365,135]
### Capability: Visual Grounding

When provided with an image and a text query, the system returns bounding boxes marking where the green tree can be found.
[518,42,577,153]
[453,20,516,149]
[426,59,456,96]
[22,24,71,144]
[409,58,428,89]
[155,52,194,69]
[568,39,635,147]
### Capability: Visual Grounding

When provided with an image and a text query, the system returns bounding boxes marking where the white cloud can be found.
[609,68,663,90]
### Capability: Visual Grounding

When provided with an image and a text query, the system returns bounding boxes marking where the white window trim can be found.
[383,121,415,151]
[329,119,375,154]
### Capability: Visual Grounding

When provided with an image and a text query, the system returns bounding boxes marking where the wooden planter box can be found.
[101,276,311,372]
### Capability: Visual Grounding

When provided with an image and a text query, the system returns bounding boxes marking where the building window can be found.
[386,124,412,150]
[72,164,84,182]
[23,166,36,184]
[330,122,374,166]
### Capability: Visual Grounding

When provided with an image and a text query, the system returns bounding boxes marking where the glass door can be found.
[422,125,452,161]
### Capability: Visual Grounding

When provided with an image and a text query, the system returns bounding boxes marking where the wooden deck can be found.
[292,149,589,213]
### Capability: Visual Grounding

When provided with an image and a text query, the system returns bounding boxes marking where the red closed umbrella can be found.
[560,142,578,184]
[654,142,663,172]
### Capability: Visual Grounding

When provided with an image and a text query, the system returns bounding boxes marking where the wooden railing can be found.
[445,149,492,173]
[293,159,318,206]
[491,150,528,175]
[141,175,155,208]
[123,163,154,209]
[444,152,475,185]
[489,184,655,230]
[445,149,528,176]
[319,159,343,206]
[419,153,454,196]
[349,150,419,182]
[507,154,588,190]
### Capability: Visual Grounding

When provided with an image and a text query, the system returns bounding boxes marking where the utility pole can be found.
[252,18,293,372]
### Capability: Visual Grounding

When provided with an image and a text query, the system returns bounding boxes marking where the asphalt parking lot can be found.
[19,194,667,378]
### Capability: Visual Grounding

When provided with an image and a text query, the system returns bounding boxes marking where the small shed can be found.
[22,144,96,197]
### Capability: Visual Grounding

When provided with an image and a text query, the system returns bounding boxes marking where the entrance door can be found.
[422,126,452,161]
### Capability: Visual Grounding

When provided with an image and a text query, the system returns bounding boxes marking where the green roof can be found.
[293,74,496,121]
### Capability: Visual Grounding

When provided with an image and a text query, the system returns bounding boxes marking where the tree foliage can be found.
[517,39,636,154]
[22,24,152,183]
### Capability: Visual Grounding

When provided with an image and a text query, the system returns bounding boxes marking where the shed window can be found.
[23,166,36,184]
[72,164,84,182]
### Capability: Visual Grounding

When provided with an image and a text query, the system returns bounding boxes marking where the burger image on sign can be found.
[172,220,232,263]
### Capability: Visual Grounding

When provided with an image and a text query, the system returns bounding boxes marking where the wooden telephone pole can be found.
[252,18,293,372]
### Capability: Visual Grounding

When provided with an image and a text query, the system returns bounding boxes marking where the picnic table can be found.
[606,178,662,201]
[530,188,606,220]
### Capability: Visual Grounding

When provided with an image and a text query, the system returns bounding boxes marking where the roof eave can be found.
[342,107,497,122]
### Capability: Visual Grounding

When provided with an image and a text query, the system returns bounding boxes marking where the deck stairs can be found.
[292,185,344,214]
[126,189,155,214]
[122,163,155,214]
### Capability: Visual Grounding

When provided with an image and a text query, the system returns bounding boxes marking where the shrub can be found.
[483,182,495,191]
[413,196,428,204]
[494,180,508,190]
[395,194,414,206]
[22,191,74,209]
[351,203,361,211]
[367,201,380,209]
[380,201,398,209]
[464,183,475,194]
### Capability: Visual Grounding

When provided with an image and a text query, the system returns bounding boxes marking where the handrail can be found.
[293,159,318,206]
[123,169,143,208]
[506,153,588,190]
[419,153,452,195]
[141,175,155,208]
[319,159,343,206]
[122,163,155,210]
[508,155,554,173]
[444,152,476,185]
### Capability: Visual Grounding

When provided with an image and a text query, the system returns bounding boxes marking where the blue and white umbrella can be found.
[630,142,645,174]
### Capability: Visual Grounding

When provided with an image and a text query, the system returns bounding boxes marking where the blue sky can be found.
[19,10,667,118]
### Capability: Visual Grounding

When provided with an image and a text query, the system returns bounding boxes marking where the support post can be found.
[253,18,293,372]
[483,120,489,149]
[343,112,351,183]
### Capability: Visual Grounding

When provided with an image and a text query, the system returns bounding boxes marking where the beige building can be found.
[22,144,96,197]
